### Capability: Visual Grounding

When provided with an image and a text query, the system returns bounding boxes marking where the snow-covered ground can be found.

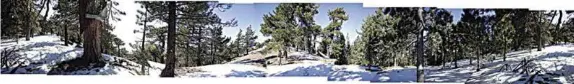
[182,50,338,77]
[329,43,574,83]
[1,35,164,76]
[179,43,574,83]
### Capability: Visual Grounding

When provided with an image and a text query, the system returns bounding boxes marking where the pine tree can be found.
[424,8,453,66]
[244,25,258,55]
[139,2,236,75]
[135,4,152,53]
[209,24,232,64]
[493,9,515,62]
[293,3,320,54]
[323,7,348,65]
[260,4,298,65]
[1,0,38,41]
[233,29,244,58]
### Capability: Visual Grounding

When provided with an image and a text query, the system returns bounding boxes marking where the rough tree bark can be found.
[79,0,103,63]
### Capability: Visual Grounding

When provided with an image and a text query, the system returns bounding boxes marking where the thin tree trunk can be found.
[64,23,69,46]
[117,44,121,57]
[42,0,51,35]
[416,8,425,82]
[141,6,147,54]
[503,46,507,62]
[25,0,31,41]
[455,49,458,68]
[160,35,165,63]
[43,0,50,23]
[210,42,217,64]
[160,1,176,77]
[312,35,316,54]
[442,51,446,68]
[198,26,203,66]
[278,49,283,65]
[549,11,557,44]
[36,0,46,35]
[476,48,481,71]
[537,13,542,51]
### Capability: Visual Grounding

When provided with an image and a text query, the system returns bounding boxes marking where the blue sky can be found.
[216,3,464,43]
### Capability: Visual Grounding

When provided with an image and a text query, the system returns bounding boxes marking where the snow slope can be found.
[328,43,574,83]
[1,35,164,76]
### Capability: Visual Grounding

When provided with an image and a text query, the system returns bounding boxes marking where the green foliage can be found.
[138,1,237,67]
[322,7,349,65]
[1,0,40,40]
[260,4,299,64]
[355,8,401,66]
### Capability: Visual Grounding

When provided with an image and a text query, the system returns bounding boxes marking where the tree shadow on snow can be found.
[271,64,332,77]
[226,70,266,77]
[22,42,62,49]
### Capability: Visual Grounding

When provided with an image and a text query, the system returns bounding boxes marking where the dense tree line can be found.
[345,8,574,82]
[134,1,267,77]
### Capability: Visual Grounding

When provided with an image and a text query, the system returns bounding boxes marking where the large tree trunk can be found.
[79,0,103,63]
[416,8,425,82]
[160,1,176,77]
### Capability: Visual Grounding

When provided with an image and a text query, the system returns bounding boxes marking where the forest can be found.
[2,0,574,83]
